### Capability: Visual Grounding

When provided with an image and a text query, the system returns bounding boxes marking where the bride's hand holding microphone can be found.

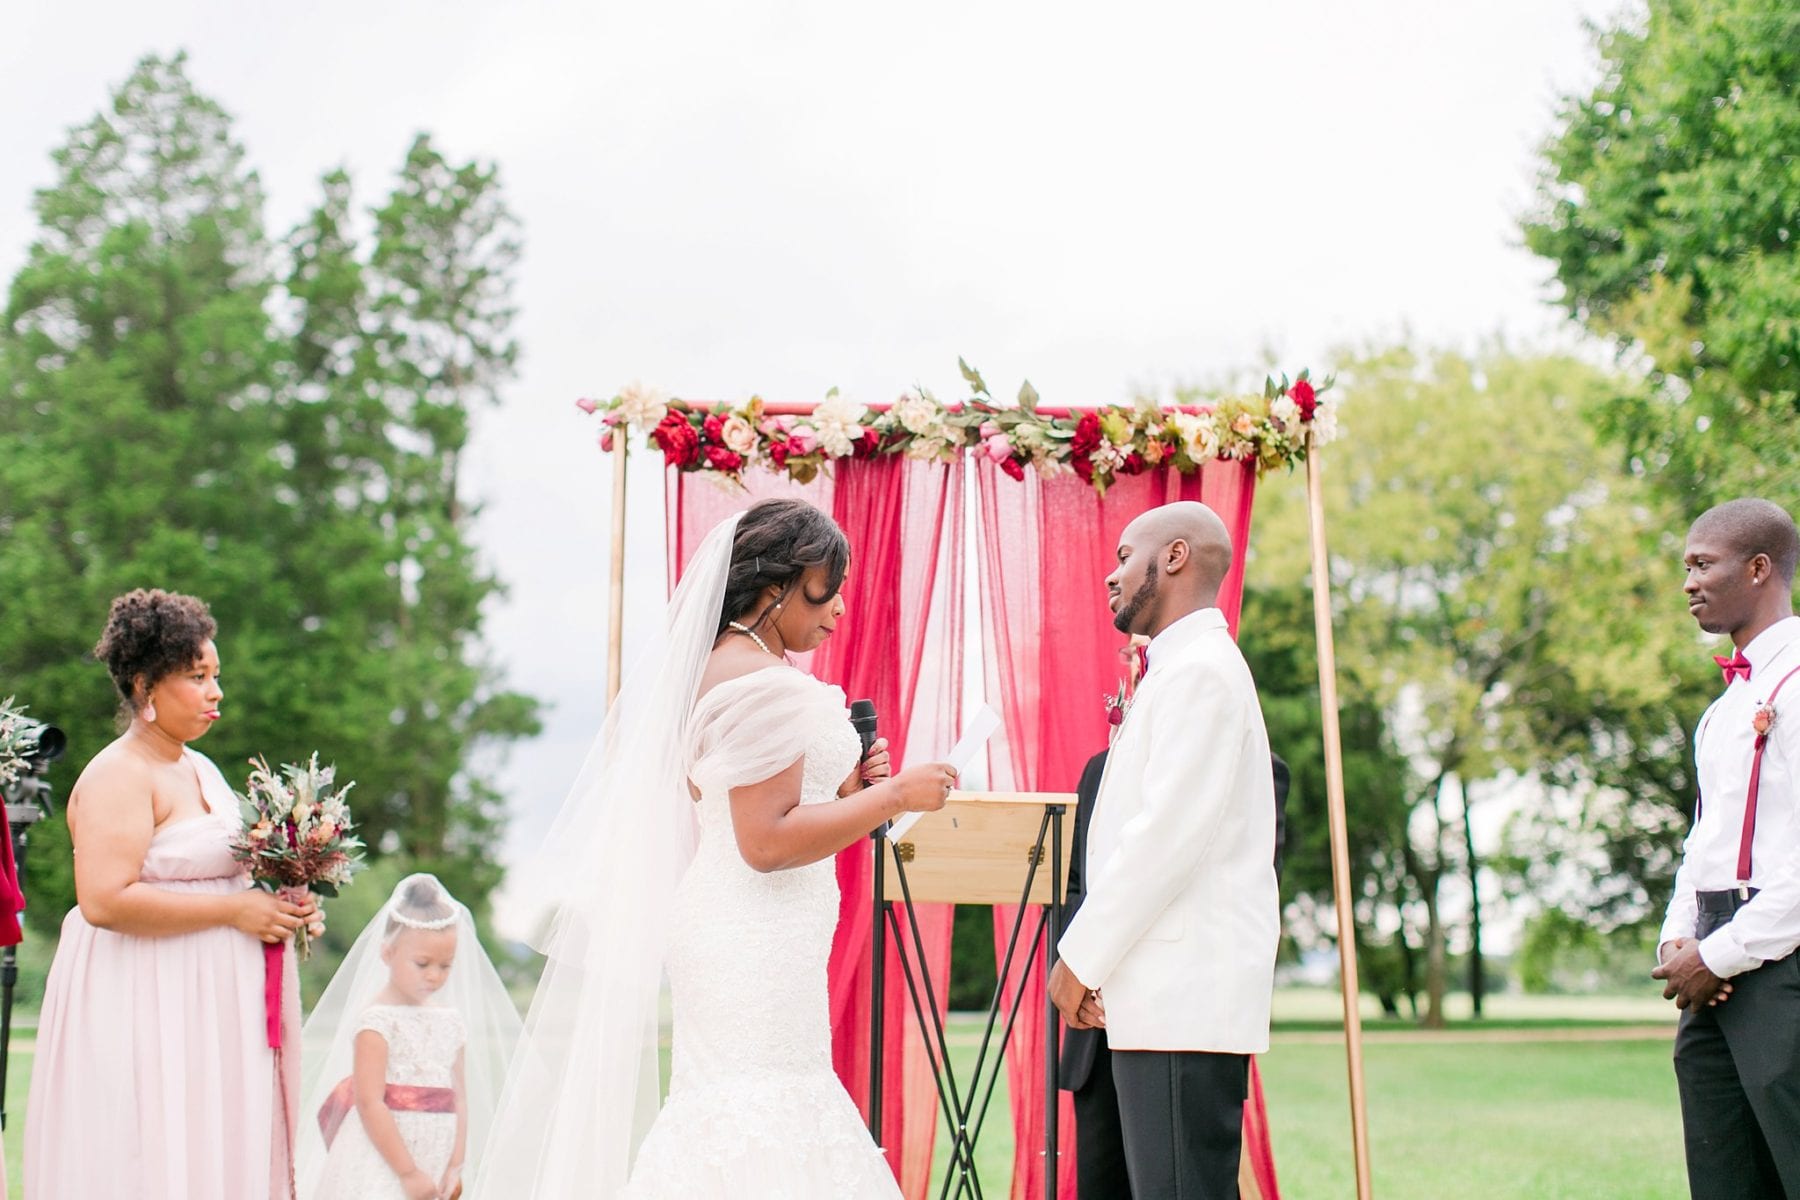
[838,735,956,814]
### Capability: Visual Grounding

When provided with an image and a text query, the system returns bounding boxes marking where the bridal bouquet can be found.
[231,753,365,961]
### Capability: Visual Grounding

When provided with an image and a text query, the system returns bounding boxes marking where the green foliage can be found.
[1524,0,1800,513]
[1514,908,1659,995]
[1238,584,1419,1013]
[1246,342,1703,1017]
[0,53,538,937]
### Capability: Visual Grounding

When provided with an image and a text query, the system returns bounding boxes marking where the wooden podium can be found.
[869,791,1076,1200]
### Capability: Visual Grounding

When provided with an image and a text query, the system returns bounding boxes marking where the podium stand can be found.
[869,792,1076,1200]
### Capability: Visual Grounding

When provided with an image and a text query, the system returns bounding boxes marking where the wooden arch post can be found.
[1305,434,1374,1199]
[607,434,629,704]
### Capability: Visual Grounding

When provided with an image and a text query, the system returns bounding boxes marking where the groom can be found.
[1050,501,1280,1198]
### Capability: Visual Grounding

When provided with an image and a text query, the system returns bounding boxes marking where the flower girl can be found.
[299,875,521,1200]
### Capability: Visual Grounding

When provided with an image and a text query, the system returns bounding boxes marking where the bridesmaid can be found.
[24,589,316,1199]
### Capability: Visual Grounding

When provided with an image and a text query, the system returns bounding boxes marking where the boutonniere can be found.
[1753,699,1778,739]
[1104,682,1129,728]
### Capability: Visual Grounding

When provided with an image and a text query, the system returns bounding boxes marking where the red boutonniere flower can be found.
[1753,700,1778,739]
[1103,683,1128,727]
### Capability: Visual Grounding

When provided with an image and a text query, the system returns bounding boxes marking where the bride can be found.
[476,499,956,1198]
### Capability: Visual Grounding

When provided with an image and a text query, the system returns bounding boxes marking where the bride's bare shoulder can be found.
[695,643,792,702]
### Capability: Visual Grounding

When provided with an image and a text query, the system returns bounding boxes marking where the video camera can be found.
[2,716,67,824]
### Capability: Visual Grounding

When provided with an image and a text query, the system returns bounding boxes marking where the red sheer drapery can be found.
[669,457,962,1198]
[973,459,1266,1199]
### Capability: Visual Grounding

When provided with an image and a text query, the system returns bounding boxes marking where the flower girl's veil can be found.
[296,873,522,1198]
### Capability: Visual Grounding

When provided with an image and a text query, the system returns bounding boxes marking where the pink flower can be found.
[719,413,758,455]
[979,420,1004,440]
[980,432,1016,464]
[788,426,818,456]
[1753,702,1777,738]
[575,397,599,414]
[599,429,615,452]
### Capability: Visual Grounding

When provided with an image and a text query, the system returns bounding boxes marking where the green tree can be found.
[362,133,537,886]
[1248,343,1701,1024]
[1237,584,1420,1017]
[0,55,538,936]
[1523,0,1800,513]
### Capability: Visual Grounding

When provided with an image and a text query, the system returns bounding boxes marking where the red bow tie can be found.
[1715,652,1753,684]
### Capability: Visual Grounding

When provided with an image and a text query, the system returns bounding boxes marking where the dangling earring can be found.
[142,699,157,724]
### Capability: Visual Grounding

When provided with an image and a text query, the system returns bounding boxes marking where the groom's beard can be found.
[1112,567,1157,633]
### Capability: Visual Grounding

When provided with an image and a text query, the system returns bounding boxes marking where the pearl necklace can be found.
[728,621,780,657]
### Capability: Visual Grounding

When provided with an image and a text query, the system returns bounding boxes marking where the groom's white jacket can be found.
[1056,607,1279,1054]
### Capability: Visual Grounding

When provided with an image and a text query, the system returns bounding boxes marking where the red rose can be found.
[702,413,725,443]
[1120,452,1147,476]
[705,445,744,473]
[651,412,700,467]
[768,439,791,469]
[1289,379,1317,422]
[1073,455,1096,483]
[1000,456,1026,482]
[1071,412,1102,458]
[852,427,883,459]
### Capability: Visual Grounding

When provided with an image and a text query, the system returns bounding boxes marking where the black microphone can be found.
[849,699,878,759]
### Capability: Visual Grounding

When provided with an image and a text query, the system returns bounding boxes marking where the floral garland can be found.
[576,359,1338,496]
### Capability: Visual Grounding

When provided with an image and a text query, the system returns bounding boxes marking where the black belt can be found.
[1697,888,1760,915]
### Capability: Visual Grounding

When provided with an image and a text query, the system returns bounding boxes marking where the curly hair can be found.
[717,499,850,638]
[92,589,218,712]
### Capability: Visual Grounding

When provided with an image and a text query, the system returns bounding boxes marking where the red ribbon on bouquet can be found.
[264,940,285,1048]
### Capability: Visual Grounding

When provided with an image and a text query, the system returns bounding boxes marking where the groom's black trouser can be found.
[1110,1048,1247,1200]
[1067,1027,1133,1200]
[1675,901,1800,1199]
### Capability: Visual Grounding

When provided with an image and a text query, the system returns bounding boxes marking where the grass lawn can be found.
[2,993,1687,1197]
[929,998,1685,1198]
[4,1050,26,1197]
[1261,1036,1684,1198]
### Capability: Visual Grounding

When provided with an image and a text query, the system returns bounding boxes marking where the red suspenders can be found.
[1735,664,1800,898]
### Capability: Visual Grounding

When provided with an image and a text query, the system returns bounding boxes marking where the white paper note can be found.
[886,704,1001,843]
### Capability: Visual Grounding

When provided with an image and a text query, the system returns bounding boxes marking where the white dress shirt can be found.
[1661,614,1800,977]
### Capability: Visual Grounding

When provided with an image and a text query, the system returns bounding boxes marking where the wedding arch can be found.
[580,364,1374,1200]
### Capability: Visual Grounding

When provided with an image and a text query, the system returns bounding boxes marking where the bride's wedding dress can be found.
[622,665,900,1198]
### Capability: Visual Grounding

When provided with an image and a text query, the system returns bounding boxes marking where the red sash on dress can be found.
[317,1078,458,1147]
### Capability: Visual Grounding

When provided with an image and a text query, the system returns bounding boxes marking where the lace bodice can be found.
[356,1005,465,1088]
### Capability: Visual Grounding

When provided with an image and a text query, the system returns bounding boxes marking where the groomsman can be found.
[1654,498,1800,1199]
[1049,501,1280,1199]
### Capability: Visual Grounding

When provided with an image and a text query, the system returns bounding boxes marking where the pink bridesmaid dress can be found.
[24,749,300,1200]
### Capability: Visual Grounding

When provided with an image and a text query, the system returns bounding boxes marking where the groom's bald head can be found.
[1110,502,1234,635]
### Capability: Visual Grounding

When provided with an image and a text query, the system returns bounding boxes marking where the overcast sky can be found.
[2,0,1616,937]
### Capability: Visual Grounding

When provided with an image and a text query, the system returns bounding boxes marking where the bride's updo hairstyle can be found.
[92,588,217,718]
[384,876,459,940]
[717,499,850,638]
